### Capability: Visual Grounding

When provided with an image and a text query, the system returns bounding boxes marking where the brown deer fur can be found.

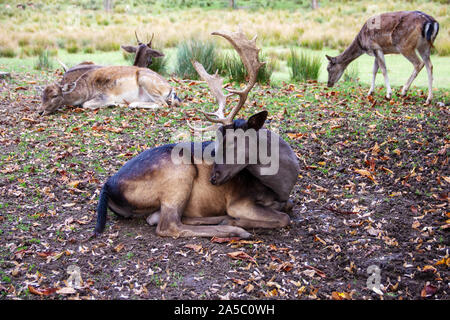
[326,11,439,104]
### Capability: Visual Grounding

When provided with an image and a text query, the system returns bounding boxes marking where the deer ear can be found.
[247,111,268,131]
[325,55,335,63]
[150,50,164,58]
[121,45,137,53]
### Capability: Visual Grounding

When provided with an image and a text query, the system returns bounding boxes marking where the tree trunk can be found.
[311,0,319,9]
[104,0,114,12]
[229,0,235,9]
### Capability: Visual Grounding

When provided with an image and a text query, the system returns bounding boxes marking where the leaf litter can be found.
[0,71,449,299]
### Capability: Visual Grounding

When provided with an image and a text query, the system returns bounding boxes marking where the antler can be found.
[134,30,142,44]
[147,33,155,47]
[189,30,265,131]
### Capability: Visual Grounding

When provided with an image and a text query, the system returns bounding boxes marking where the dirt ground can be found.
[0,71,448,300]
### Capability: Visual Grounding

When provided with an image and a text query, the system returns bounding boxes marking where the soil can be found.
[0,72,448,300]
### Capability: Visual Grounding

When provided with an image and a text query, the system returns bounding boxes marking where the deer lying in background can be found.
[94,30,300,238]
[121,32,165,68]
[39,32,176,115]
[326,11,439,104]
[39,65,180,115]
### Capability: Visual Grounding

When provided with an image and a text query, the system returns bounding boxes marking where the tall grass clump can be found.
[220,51,274,85]
[175,40,219,80]
[287,48,321,82]
[34,50,53,70]
[0,47,16,58]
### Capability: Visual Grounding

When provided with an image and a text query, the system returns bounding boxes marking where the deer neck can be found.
[336,37,364,67]
[245,129,299,202]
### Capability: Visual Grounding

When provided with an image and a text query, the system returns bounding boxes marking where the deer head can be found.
[121,32,164,68]
[326,54,346,87]
[189,30,266,185]
[38,83,64,115]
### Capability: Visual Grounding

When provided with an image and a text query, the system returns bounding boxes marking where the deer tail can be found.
[94,183,109,236]
[423,21,439,47]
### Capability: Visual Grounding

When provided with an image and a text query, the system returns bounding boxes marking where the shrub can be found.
[83,46,95,54]
[149,52,168,75]
[436,39,450,56]
[219,51,274,85]
[34,50,53,70]
[287,48,321,82]
[257,52,275,85]
[221,51,247,83]
[67,44,79,54]
[0,47,16,58]
[175,39,219,80]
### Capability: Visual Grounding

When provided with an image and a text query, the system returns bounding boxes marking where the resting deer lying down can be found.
[39,33,179,115]
[326,11,439,104]
[94,30,300,238]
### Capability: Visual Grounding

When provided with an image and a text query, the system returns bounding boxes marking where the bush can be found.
[436,39,450,56]
[288,48,321,82]
[34,50,53,70]
[149,52,168,75]
[0,47,16,58]
[220,51,247,83]
[219,51,274,85]
[175,39,219,80]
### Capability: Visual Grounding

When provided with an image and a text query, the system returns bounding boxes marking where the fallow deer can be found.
[39,65,180,115]
[326,11,439,104]
[94,30,300,239]
[39,32,175,115]
[121,32,165,68]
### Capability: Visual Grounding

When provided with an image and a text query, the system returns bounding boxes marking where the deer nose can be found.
[210,171,220,185]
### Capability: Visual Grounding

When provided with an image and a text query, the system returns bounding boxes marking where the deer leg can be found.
[156,204,251,238]
[374,50,392,99]
[401,51,424,97]
[128,101,162,109]
[418,49,433,104]
[227,199,290,229]
[82,96,108,109]
[368,59,379,96]
[181,215,234,225]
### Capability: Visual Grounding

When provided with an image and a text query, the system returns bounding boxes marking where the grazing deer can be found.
[326,11,439,104]
[121,32,165,68]
[94,30,300,238]
[39,63,181,115]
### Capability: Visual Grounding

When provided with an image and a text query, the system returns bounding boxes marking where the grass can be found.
[1,45,450,90]
[288,48,321,82]
[175,39,219,79]
[34,50,54,70]
[1,1,449,56]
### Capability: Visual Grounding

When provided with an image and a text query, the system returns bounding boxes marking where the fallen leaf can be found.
[420,283,437,298]
[211,236,241,243]
[331,291,352,300]
[114,243,125,253]
[184,244,202,253]
[56,287,77,295]
[28,285,58,296]
[354,168,378,184]
[227,251,256,263]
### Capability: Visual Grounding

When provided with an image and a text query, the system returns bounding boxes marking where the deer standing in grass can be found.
[326,11,439,104]
[94,30,300,239]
